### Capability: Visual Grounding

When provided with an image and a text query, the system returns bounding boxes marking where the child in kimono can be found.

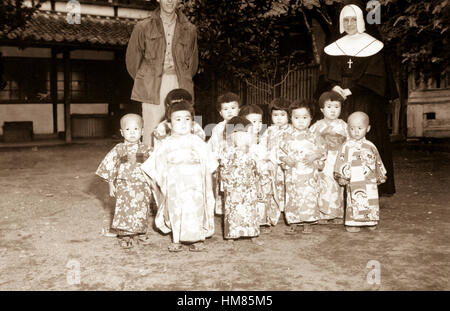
[219,116,263,246]
[334,112,387,232]
[239,104,273,232]
[207,92,241,216]
[259,98,292,227]
[310,91,348,225]
[141,100,217,252]
[278,100,326,234]
[152,88,206,148]
[96,114,153,249]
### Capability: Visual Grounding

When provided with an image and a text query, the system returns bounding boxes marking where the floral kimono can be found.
[219,147,261,239]
[334,138,387,226]
[207,120,228,216]
[141,133,217,244]
[259,124,292,223]
[278,127,326,224]
[310,119,348,220]
[96,142,152,235]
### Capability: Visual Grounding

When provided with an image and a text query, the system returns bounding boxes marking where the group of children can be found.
[96,88,387,251]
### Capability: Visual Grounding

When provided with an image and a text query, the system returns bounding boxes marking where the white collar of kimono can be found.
[325,5,383,57]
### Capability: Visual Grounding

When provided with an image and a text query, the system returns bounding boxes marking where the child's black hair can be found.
[166,99,195,122]
[216,92,241,112]
[269,97,291,119]
[226,116,252,131]
[318,91,344,108]
[289,99,315,119]
[165,88,193,108]
[238,104,264,118]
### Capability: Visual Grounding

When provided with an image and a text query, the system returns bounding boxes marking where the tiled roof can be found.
[2,10,141,47]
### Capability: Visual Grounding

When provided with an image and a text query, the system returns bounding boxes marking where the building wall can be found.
[0,46,112,135]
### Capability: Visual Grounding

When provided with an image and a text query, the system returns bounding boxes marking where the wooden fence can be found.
[218,65,320,107]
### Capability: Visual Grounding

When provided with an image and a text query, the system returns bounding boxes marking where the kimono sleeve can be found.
[193,122,206,141]
[199,136,218,173]
[259,128,269,150]
[372,144,387,184]
[207,123,223,159]
[95,144,120,182]
[313,132,328,170]
[152,121,170,149]
[277,133,290,163]
[141,142,167,192]
[218,152,232,189]
[333,143,351,181]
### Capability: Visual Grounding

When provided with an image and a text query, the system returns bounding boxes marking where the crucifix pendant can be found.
[347,58,353,69]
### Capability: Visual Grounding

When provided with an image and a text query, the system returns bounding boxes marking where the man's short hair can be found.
[216,92,241,112]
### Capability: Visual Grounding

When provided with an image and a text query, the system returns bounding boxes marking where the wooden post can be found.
[51,48,58,134]
[63,50,71,143]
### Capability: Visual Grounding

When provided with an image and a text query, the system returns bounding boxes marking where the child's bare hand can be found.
[337,178,348,186]
[281,156,296,168]
[109,182,116,197]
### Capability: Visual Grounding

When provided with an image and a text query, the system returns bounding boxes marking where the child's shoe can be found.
[189,242,207,252]
[345,226,361,233]
[302,223,313,234]
[317,219,329,225]
[284,225,297,235]
[168,243,183,252]
[137,234,152,245]
[261,226,272,234]
[331,218,344,225]
[118,236,134,249]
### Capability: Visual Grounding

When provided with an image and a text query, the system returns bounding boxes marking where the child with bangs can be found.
[208,92,241,216]
[141,100,217,252]
[278,100,326,234]
[310,91,348,225]
[259,98,292,226]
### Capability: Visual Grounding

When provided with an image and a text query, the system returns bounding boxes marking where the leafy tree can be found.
[379,0,449,86]
[0,0,42,35]
[0,0,42,90]
[183,0,316,122]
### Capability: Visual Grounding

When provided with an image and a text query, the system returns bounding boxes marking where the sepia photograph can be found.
[0,0,449,294]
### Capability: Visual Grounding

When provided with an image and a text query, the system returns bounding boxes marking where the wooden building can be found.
[0,0,155,142]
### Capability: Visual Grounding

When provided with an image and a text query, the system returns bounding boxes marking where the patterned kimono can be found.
[278,128,326,224]
[259,124,292,222]
[246,141,271,227]
[310,119,348,220]
[334,138,387,227]
[207,120,227,215]
[219,147,261,239]
[141,134,217,244]
[96,142,152,235]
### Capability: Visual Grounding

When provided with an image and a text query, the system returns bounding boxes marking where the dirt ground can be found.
[0,141,449,291]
